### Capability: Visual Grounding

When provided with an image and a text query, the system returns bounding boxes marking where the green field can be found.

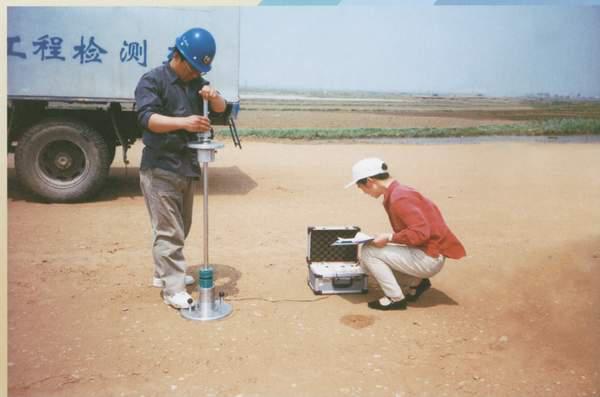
[217,119,600,140]
[217,94,600,140]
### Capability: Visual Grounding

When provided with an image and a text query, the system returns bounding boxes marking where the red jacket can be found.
[383,181,466,259]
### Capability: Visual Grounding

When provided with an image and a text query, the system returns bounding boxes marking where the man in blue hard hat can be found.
[135,28,226,309]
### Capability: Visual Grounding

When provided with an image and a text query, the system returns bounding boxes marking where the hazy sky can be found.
[239,6,600,97]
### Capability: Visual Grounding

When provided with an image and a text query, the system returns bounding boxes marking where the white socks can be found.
[379,296,403,305]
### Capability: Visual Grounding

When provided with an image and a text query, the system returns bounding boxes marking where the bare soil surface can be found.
[7,140,600,397]
[6,100,600,396]
[236,96,534,129]
[236,95,600,129]
[236,110,521,129]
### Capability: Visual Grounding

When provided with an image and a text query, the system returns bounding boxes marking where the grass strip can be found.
[215,118,600,140]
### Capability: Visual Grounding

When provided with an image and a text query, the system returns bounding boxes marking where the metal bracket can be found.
[228,117,242,149]
[108,102,130,165]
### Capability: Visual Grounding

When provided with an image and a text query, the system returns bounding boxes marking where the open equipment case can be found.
[306,226,368,295]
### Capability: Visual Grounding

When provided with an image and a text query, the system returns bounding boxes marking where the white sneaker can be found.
[152,275,194,288]
[163,291,195,309]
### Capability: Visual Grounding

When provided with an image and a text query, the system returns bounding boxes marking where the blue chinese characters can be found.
[8,36,27,59]
[73,36,107,64]
[8,34,150,67]
[33,35,66,61]
[120,40,147,67]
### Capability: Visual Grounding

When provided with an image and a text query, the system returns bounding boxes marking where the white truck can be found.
[7,7,241,202]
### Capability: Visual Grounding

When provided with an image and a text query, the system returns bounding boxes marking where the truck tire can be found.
[15,119,111,202]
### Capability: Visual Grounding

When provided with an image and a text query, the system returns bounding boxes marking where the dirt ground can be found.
[235,96,538,130]
[6,103,600,396]
[236,110,522,129]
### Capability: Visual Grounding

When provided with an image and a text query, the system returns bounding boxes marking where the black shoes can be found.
[405,278,431,302]
[368,279,432,310]
[368,297,407,311]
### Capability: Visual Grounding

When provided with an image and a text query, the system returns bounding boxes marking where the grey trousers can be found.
[361,244,445,300]
[140,168,195,295]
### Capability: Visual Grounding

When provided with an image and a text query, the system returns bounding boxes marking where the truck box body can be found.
[7,7,241,202]
[8,7,240,103]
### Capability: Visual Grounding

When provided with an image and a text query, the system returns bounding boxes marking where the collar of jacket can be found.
[165,63,205,86]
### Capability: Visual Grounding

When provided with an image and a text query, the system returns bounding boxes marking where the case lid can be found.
[306,226,360,264]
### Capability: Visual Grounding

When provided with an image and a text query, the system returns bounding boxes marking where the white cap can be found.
[345,157,387,188]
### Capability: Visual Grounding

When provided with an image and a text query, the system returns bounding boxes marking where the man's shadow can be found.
[7,165,258,203]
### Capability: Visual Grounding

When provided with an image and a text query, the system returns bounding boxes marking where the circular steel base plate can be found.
[180,301,233,321]
[187,141,225,150]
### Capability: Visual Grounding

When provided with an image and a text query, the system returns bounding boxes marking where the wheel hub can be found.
[54,152,73,170]
[38,140,86,182]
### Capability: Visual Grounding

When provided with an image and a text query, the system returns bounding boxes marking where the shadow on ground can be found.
[7,165,258,203]
[338,287,458,308]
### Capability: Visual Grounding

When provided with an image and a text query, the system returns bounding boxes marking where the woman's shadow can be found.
[338,279,459,308]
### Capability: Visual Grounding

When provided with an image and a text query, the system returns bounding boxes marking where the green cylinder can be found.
[199,267,214,289]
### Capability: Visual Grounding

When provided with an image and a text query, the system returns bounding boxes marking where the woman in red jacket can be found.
[346,158,466,311]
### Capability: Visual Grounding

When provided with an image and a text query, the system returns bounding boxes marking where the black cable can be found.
[226,296,331,303]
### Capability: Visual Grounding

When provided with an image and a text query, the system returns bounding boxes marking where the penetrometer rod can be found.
[202,161,209,268]
[180,98,232,321]
[202,99,210,269]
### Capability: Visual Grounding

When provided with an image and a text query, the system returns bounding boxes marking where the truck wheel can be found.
[15,119,111,202]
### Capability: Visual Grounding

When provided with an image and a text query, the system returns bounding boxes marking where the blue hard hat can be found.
[175,28,216,73]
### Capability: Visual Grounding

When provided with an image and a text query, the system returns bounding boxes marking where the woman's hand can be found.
[371,234,391,248]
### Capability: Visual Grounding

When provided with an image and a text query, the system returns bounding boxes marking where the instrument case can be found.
[306,226,368,295]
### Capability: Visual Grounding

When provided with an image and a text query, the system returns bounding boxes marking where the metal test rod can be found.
[202,99,209,270]
[202,162,209,268]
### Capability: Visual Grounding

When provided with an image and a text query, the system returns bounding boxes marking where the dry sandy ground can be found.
[6,139,600,397]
